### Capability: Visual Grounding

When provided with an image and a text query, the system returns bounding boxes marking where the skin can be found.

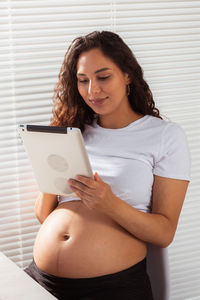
[76,48,143,129]
[68,48,190,248]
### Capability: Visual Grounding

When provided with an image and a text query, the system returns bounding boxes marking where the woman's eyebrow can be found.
[77,67,111,76]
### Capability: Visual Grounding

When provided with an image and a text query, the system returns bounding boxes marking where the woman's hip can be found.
[24,257,153,300]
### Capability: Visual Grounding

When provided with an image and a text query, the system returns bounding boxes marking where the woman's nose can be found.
[88,81,101,95]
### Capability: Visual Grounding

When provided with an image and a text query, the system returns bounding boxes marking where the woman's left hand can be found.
[68,172,116,213]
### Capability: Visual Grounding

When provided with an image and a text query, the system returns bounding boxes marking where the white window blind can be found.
[0,1,199,299]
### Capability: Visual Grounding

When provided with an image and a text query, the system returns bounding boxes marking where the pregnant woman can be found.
[25,31,190,300]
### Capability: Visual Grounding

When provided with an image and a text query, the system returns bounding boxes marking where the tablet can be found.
[18,125,93,196]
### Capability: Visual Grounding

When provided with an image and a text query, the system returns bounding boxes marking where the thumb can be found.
[94,172,102,181]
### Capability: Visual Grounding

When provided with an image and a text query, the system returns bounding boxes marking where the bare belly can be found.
[33,200,147,278]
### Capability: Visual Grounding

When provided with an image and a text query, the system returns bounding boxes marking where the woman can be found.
[25,31,190,300]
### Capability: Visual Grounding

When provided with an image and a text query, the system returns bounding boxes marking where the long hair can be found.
[50,31,161,131]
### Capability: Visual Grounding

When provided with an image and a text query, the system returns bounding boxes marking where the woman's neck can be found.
[97,111,144,129]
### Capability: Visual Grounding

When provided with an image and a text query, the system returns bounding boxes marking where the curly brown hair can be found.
[50,31,161,132]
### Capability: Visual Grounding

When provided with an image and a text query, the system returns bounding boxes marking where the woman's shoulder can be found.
[145,114,178,128]
[144,115,186,137]
[150,116,191,180]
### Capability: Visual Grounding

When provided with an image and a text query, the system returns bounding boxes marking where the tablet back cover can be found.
[18,126,93,196]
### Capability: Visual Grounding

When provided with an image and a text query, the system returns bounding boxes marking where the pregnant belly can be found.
[33,201,147,278]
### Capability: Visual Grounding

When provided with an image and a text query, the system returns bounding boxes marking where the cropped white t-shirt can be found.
[58,115,191,213]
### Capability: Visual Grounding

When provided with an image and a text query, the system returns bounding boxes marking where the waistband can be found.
[29,257,147,288]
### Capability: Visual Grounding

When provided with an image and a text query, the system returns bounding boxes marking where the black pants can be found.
[24,258,153,300]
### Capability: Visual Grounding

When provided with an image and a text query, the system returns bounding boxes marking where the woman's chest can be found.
[88,152,154,212]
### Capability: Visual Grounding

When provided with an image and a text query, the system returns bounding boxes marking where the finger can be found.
[74,175,97,189]
[70,186,92,201]
[69,180,92,196]
[94,172,102,182]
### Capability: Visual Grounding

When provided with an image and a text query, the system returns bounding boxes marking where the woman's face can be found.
[76,48,130,118]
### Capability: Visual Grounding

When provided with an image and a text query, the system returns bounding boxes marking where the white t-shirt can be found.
[58,115,191,213]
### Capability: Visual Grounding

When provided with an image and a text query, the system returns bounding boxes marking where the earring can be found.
[127,84,130,96]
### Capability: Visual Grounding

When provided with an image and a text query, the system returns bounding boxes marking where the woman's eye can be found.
[78,79,88,84]
[98,76,110,81]
[78,76,110,84]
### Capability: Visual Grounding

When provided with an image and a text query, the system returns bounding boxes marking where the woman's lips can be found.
[89,97,108,105]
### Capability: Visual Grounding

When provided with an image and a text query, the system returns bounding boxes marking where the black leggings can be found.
[24,258,153,300]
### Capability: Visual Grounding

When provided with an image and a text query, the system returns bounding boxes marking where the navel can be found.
[63,233,70,241]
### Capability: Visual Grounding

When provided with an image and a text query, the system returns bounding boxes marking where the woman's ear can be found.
[124,73,131,85]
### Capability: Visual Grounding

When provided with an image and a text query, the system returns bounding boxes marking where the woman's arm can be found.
[68,173,189,248]
[106,176,189,247]
[34,192,58,224]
